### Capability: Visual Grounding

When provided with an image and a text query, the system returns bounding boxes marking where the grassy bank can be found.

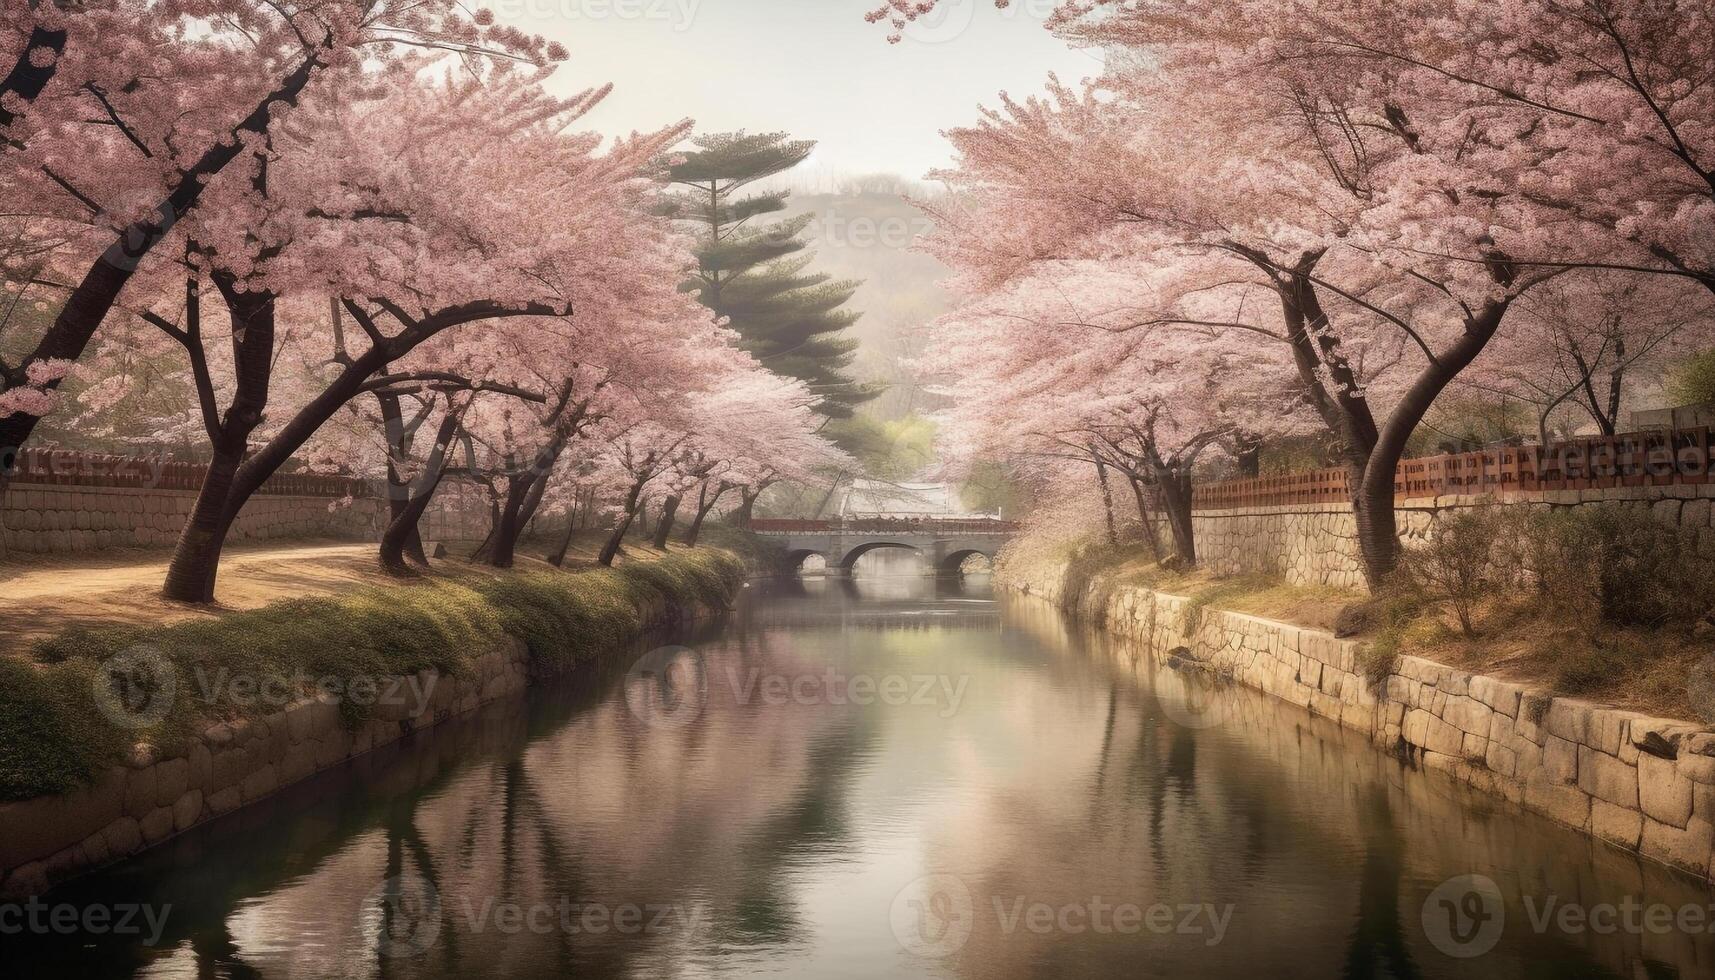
[1024,505,1715,724]
[0,548,745,802]
[1041,541,1364,633]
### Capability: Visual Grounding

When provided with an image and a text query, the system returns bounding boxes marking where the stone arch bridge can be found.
[750,517,1017,574]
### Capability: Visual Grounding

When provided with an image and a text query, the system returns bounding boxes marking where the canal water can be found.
[6,568,1715,979]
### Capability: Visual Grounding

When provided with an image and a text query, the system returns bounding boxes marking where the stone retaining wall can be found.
[1014,561,1715,887]
[1194,486,1715,590]
[0,590,722,898]
[0,485,385,554]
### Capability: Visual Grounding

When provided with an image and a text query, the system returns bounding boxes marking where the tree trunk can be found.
[1352,298,1514,588]
[734,488,761,528]
[1232,433,1263,477]
[375,392,429,567]
[1154,466,1196,566]
[161,449,246,603]
[682,482,729,547]
[486,435,567,569]
[597,511,635,567]
[1127,476,1162,562]
[547,505,582,567]
[389,466,428,566]
[379,409,462,574]
[1350,470,1398,589]
[161,279,275,603]
[380,504,433,574]
[1092,452,1119,547]
[652,494,681,549]
[471,496,501,561]
[598,477,650,566]
[487,474,538,570]
[160,307,401,601]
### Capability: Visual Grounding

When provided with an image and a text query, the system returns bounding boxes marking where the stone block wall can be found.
[0,585,727,898]
[0,643,532,899]
[0,485,384,555]
[1193,485,1715,590]
[1015,562,1715,887]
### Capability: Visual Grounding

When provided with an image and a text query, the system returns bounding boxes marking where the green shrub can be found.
[696,524,789,574]
[475,570,636,671]
[0,657,127,800]
[1552,634,1652,696]
[1514,507,1602,618]
[1403,507,1510,636]
[1353,574,1429,688]
[1515,504,1713,628]
[1356,634,1400,688]
[1668,349,1715,407]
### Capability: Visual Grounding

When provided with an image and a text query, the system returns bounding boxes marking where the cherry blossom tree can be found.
[0,1,560,464]
[1465,273,1715,444]
[118,64,686,601]
[922,58,1564,586]
[926,258,1310,564]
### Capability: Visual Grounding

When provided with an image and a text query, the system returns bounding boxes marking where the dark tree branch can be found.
[82,82,153,157]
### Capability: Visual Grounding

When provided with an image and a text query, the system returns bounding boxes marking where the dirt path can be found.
[0,541,390,655]
[0,531,626,656]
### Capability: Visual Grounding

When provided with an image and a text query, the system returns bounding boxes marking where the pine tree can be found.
[666,132,880,419]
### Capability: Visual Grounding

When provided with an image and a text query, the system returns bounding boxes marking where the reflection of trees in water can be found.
[8,620,869,980]
[1339,785,1419,980]
[334,632,875,977]
[727,715,880,946]
[0,708,530,977]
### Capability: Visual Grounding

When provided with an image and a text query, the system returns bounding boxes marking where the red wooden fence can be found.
[1,448,374,499]
[1194,426,1715,511]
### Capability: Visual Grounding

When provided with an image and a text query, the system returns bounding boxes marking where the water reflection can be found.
[4,575,1712,979]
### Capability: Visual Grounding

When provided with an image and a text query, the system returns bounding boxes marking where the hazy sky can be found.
[481,0,1102,178]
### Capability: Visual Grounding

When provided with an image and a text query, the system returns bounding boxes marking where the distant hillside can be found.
[779,177,953,419]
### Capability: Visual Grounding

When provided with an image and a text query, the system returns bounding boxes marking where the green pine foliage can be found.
[665,131,881,419]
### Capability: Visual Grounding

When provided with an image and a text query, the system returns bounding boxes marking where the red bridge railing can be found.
[1194,426,1715,511]
[2,448,374,498]
[751,517,1018,534]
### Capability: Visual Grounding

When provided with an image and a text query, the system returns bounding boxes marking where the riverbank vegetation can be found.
[0,548,745,803]
[1384,504,1715,720]
[1024,499,1715,723]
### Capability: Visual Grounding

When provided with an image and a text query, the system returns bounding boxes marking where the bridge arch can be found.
[837,541,921,570]
[937,549,994,574]
[786,549,829,572]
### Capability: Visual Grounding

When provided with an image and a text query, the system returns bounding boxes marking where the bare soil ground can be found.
[0,530,635,657]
